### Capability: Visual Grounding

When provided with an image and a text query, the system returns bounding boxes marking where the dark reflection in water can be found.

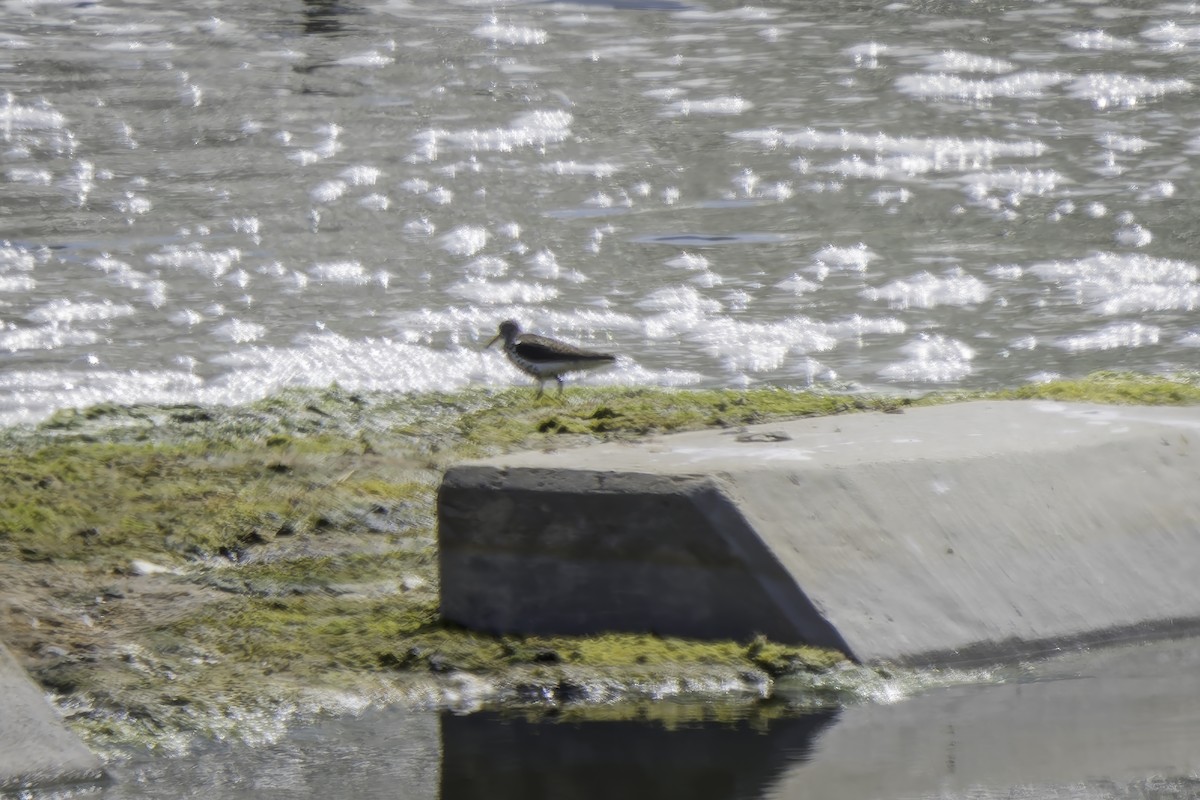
[440,708,838,800]
[630,233,795,246]
[301,0,362,35]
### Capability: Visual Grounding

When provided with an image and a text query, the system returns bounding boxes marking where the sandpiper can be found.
[486,320,616,398]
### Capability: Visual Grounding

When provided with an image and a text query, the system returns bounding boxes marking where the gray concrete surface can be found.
[0,638,104,790]
[438,400,1200,664]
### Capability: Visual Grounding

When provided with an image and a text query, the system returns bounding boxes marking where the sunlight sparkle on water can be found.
[862,268,990,310]
[4,0,1200,424]
[1057,321,1162,352]
[877,334,975,383]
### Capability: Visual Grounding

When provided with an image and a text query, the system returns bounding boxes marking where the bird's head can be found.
[486,319,521,348]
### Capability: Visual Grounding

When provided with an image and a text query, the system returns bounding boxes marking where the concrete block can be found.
[438,401,1200,664]
[0,639,104,790]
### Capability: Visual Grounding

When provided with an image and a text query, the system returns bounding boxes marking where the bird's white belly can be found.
[513,358,580,377]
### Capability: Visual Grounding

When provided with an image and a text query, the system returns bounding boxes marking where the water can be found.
[40,638,1200,799]
[3,0,1200,425]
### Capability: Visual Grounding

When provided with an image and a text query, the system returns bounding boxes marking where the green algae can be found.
[4,372,1199,748]
[994,370,1200,405]
[439,387,915,456]
[0,438,432,565]
[168,595,836,683]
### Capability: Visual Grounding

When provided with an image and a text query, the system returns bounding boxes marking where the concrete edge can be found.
[892,617,1200,668]
[438,465,859,650]
[0,639,105,792]
[687,480,854,655]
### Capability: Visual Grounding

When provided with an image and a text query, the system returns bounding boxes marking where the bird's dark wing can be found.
[515,335,614,362]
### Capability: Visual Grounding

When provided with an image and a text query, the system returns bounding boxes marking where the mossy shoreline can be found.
[2,372,1198,751]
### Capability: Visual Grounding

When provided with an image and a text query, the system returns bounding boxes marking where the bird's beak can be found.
[485,333,501,349]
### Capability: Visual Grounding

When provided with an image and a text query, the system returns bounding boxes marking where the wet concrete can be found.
[439,400,1200,663]
[0,638,104,791]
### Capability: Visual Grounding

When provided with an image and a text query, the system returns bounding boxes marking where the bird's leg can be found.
[556,376,565,397]
[535,380,545,399]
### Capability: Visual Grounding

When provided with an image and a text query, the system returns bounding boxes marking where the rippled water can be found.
[3,0,1200,424]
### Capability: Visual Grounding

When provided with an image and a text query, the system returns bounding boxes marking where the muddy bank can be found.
[1,372,1198,751]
